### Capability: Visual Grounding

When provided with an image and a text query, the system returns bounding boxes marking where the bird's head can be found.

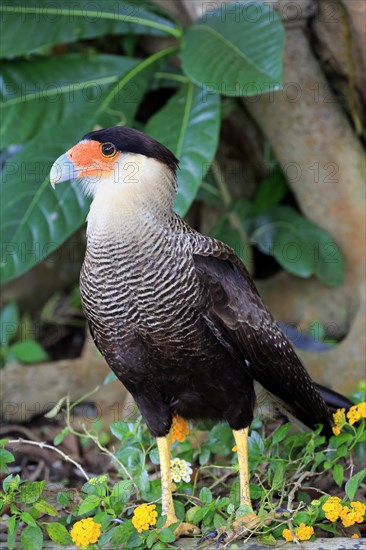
[50,127,179,211]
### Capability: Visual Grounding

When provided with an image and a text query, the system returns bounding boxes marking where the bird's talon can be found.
[216,532,227,547]
[173,521,200,538]
[197,530,218,544]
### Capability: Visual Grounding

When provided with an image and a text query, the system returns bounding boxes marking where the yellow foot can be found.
[174,521,200,538]
[198,511,280,547]
[164,516,200,539]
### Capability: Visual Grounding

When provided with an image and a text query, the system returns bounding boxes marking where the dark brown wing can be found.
[192,244,332,436]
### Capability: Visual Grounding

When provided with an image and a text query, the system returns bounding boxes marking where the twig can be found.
[80,424,139,496]
[7,438,90,481]
[208,470,233,491]
[286,471,318,510]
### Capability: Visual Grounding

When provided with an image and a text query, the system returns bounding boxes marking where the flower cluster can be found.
[347,402,366,425]
[332,408,346,436]
[340,502,366,527]
[171,416,190,443]
[170,457,193,483]
[132,503,158,533]
[322,496,344,522]
[70,518,101,547]
[322,497,366,527]
[282,523,314,542]
[88,474,108,485]
[332,402,366,436]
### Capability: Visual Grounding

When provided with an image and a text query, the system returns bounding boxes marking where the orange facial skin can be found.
[67,140,120,178]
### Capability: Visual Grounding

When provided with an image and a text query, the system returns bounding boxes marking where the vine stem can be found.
[7,438,90,481]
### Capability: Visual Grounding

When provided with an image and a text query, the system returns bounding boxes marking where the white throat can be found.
[85,153,176,239]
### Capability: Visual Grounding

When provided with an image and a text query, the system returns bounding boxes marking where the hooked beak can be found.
[50,153,80,189]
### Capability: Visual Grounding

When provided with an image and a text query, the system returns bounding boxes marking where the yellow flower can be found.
[332,408,346,436]
[340,506,356,527]
[340,501,366,527]
[282,528,293,542]
[352,534,360,538]
[347,402,366,425]
[350,501,366,522]
[232,445,237,452]
[132,503,158,533]
[171,416,189,443]
[322,496,343,522]
[295,523,314,541]
[282,524,314,543]
[70,518,101,547]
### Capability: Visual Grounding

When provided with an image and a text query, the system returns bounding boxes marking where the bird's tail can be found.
[315,383,354,414]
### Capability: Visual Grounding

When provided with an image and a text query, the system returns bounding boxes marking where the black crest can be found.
[82,127,179,174]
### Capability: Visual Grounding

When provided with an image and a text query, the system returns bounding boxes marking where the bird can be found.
[50,126,351,542]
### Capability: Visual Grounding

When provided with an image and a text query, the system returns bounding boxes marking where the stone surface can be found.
[5,537,363,549]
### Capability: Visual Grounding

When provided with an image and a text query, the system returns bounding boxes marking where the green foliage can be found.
[0,302,48,366]
[1,390,365,549]
[145,82,221,215]
[0,0,285,283]
[182,1,284,95]
[211,166,345,286]
[0,0,345,288]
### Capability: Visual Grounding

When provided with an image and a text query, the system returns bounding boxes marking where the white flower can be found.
[170,458,193,483]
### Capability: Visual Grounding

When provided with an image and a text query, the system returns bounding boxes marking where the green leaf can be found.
[110,421,129,440]
[147,530,157,548]
[271,423,290,445]
[250,205,345,286]
[34,499,59,516]
[104,371,117,385]
[20,524,43,550]
[250,484,264,500]
[145,82,221,216]
[206,423,233,456]
[7,515,18,550]
[0,0,179,58]
[272,462,285,491]
[46,522,72,545]
[0,52,160,283]
[345,467,366,501]
[53,428,69,446]
[199,487,213,504]
[315,522,339,535]
[78,494,101,515]
[1,54,139,147]
[332,463,344,487]
[182,1,284,96]
[19,481,45,504]
[252,167,288,214]
[0,302,19,346]
[158,527,176,543]
[213,512,226,529]
[0,448,15,472]
[9,340,48,363]
[248,431,265,456]
[111,480,134,502]
[20,512,38,526]
[111,522,135,546]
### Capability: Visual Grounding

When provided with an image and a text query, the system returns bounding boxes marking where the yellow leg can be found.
[230,428,260,535]
[233,427,252,508]
[156,433,199,538]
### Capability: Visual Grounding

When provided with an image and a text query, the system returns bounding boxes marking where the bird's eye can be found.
[100,142,117,158]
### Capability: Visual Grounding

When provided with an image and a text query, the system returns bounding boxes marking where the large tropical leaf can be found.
[181,0,284,96]
[0,51,168,283]
[1,54,139,147]
[145,83,221,215]
[249,205,345,286]
[0,0,179,58]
